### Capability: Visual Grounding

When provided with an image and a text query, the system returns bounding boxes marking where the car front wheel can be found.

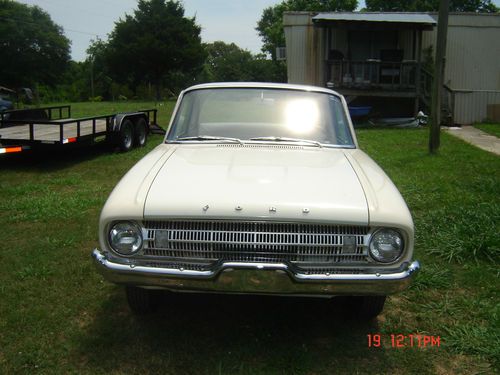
[354,295,386,320]
[125,286,161,314]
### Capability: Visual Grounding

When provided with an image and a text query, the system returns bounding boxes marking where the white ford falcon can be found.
[92,82,420,318]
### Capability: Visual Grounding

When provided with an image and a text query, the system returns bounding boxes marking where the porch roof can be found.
[312,12,436,30]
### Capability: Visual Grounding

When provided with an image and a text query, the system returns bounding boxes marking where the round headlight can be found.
[109,221,143,255]
[369,228,404,263]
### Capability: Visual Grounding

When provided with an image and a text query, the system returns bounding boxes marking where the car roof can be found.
[183,82,342,97]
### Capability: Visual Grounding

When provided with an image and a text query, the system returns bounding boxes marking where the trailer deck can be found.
[0,105,162,153]
[0,118,108,143]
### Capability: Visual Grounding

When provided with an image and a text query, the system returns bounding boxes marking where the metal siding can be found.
[315,27,325,86]
[421,13,500,124]
[454,91,500,124]
[285,25,309,84]
[422,14,500,91]
[284,12,316,26]
[284,13,319,85]
[305,24,317,85]
[446,13,500,27]
[445,27,500,90]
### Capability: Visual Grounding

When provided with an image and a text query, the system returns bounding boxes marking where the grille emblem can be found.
[269,207,277,213]
[302,208,310,214]
[202,205,209,211]
[235,206,243,211]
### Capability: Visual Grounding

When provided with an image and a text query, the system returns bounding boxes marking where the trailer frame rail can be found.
[0,107,159,154]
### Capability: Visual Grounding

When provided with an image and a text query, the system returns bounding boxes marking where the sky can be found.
[18,0,500,62]
[19,0,284,61]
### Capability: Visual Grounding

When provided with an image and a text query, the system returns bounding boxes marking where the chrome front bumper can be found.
[92,249,420,296]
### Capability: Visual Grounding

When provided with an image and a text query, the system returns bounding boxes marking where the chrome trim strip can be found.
[165,140,356,149]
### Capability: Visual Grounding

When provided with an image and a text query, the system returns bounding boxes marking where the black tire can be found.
[118,119,134,152]
[133,117,148,147]
[125,286,161,314]
[354,295,386,320]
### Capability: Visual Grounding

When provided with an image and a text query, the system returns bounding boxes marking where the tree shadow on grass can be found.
[0,134,166,172]
[0,141,116,172]
[75,289,392,374]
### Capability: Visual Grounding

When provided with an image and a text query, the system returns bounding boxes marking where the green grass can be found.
[41,100,174,126]
[358,129,499,264]
[474,123,500,138]
[0,107,499,374]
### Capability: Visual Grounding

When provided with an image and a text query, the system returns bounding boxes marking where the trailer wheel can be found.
[133,117,148,147]
[118,119,134,152]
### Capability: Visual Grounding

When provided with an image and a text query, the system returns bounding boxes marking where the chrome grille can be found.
[142,221,370,273]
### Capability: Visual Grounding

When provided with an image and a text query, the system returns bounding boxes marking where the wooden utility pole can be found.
[90,55,95,99]
[429,0,449,154]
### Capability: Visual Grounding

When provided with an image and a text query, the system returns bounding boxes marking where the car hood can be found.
[144,145,368,224]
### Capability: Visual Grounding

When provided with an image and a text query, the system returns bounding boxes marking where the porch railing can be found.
[326,60,420,91]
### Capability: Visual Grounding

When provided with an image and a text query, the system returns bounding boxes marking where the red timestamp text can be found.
[367,334,441,348]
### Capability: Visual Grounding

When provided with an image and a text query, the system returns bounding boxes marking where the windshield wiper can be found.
[249,136,322,148]
[174,135,243,144]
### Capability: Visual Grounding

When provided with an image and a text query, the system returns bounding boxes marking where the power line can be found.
[0,16,103,37]
[20,0,112,19]
[67,28,103,38]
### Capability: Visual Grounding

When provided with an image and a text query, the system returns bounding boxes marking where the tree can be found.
[246,54,287,83]
[200,42,254,82]
[36,61,91,103]
[86,38,113,99]
[365,0,498,12]
[0,0,70,88]
[257,0,358,59]
[197,42,287,84]
[105,0,205,99]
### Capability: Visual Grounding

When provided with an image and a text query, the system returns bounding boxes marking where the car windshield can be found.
[167,88,354,147]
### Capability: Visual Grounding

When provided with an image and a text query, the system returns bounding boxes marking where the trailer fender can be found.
[112,112,149,133]
[110,112,150,151]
